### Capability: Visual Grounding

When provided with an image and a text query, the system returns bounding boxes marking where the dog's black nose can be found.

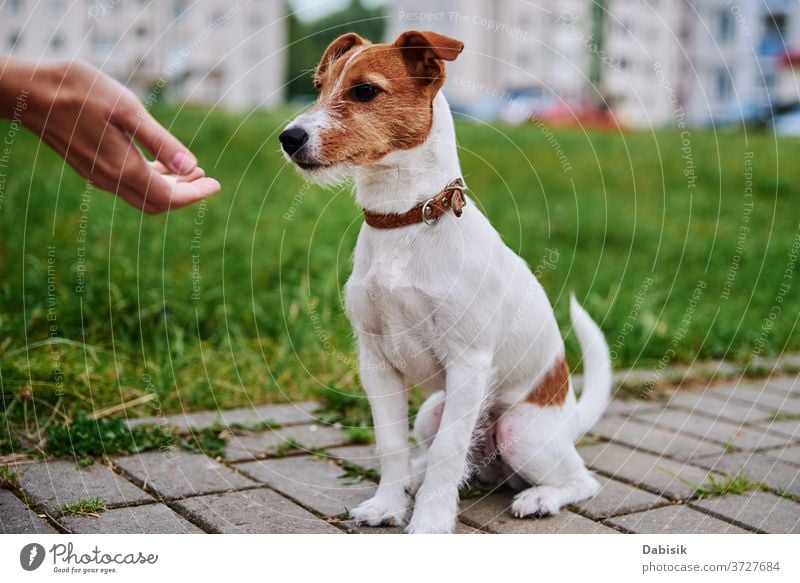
[279,127,309,156]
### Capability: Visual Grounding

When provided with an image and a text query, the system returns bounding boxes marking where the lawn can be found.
[1,105,799,442]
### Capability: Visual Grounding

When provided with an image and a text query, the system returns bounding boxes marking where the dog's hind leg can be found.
[349,339,413,527]
[495,402,600,518]
[409,390,446,495]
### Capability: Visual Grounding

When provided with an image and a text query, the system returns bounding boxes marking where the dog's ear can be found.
[393,30,464,86]
[315,33,366,86]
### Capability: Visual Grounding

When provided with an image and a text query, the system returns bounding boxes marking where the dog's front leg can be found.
[407,350,491,534]
[349,338,412,527]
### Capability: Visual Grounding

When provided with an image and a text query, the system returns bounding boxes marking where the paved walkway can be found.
[2,375,799,534]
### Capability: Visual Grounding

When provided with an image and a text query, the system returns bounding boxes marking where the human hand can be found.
[0,58,220,213]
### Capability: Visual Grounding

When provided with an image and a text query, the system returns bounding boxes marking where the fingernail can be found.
[170,151,197,174]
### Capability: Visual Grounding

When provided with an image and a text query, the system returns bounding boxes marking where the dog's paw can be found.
[511,486,563,518]
[406,488,458,534]
[350,494,409,527]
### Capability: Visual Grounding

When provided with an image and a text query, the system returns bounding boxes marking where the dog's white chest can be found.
[345,253,445,389]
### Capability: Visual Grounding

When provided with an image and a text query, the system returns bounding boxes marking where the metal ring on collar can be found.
[421,199,439,225]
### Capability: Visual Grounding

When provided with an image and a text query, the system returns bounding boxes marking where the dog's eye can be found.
[351,83,380,102]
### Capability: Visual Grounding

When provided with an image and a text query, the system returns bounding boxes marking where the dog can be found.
[279,30,612,534]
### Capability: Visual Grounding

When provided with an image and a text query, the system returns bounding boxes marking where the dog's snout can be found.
[279,127,309,156]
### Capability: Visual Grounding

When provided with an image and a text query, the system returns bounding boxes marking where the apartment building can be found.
[388,0,593,108]
[390,0,800,128]
[0,0,286,109]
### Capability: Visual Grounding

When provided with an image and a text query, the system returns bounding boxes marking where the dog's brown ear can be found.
[315,33,366,86]
[394,30,464,86]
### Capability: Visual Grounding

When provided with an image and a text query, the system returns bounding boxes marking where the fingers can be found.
[142,174,221,213]
[149,160,206,182]
[114,95,198,175]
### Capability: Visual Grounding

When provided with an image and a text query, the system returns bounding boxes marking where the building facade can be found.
[391,0,800,128]
[0,0,286,110]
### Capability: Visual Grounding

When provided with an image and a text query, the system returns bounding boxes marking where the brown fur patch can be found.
[526,357,569,407]
[308,32,462,168]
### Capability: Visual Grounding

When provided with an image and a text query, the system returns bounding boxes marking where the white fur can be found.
[286,91,612,533]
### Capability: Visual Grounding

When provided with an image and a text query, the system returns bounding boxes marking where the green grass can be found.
[338,462,379,485]
[2,105,800,446]
[693,473,765,500]
[62,497,107,517]
[42,414,174,465]
[0,464,23,488]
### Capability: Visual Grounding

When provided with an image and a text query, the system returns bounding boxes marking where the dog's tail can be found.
[570,294,613,436]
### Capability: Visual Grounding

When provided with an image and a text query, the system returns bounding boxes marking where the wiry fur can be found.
[281,31,612,534]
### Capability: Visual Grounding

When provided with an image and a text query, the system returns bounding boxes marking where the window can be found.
[717,9,735,42]
[173,0,188,19]
[714,68,732,100]
[49,34,63,51]
[91,33,115,55]
[8,31,21,50]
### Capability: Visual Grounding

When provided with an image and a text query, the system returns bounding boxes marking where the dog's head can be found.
[279,30,463,184]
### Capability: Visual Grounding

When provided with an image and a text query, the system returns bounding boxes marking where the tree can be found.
[286,0,386,100]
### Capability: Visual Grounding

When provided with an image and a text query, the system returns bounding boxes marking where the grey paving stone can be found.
[707,382,800,416]
[127,401,320,431]
[569,476,670,519]
[342,520,482,534]
[692,452,800,496]
[61,503,202,534]
[19,460,152,518]
[114,451,255,499]
[325,444,381,472]
[764,376,800,399]
[591,415,723,461]
[608,504,749,533]
[236,456,376,517]
[579,442,712,500]
[0,489,58,534]
[756,419,800,441]
[763,445,800,467]
[664,390,773,424]
[458,492,617,534]
[224,424,350,462]
[636,408,790,451]
[172,488,341,533]
[603,398,664,417]
[691,491,800,534]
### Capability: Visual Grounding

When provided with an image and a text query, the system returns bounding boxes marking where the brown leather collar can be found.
[362,178,467,229]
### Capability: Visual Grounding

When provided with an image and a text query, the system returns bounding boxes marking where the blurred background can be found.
[2,1,800,449]
[3,0,800,130]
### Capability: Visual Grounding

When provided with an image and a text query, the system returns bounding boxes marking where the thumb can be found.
[116,98,198,175]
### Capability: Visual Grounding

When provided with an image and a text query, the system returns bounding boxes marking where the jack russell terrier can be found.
[279,30,612,534]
